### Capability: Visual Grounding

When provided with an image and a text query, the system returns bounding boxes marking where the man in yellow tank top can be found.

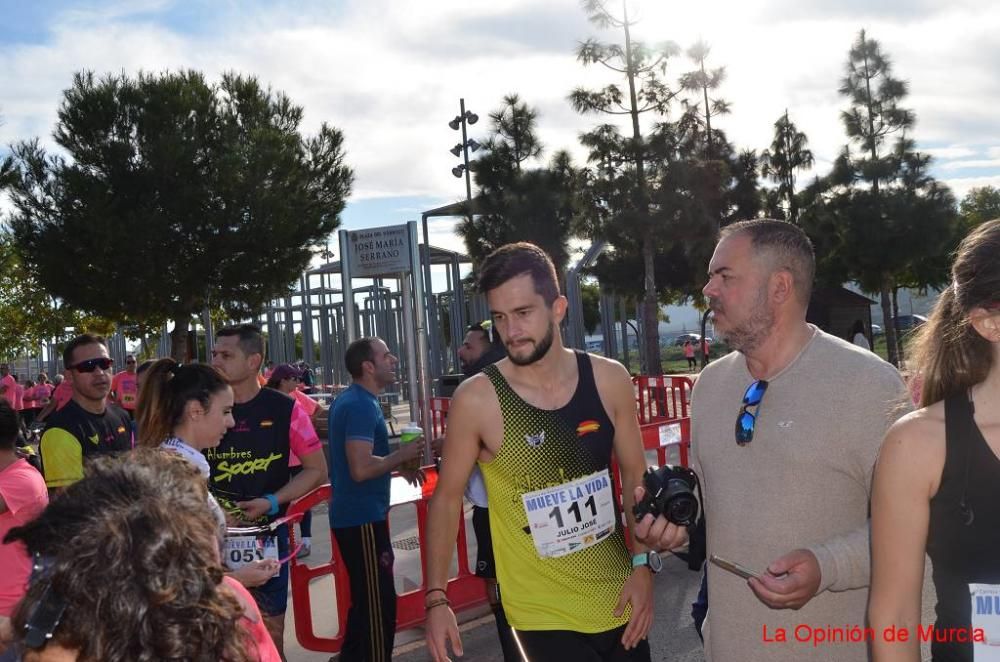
[425,243,658,661]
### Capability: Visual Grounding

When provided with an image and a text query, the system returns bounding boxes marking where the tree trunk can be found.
[891,286,903,365]
[699,309,712,368]
[169,316,190,362]
[879,279,899,367]
[641,238,662,375]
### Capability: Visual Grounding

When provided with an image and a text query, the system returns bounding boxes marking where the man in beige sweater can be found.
[637,219,909,661]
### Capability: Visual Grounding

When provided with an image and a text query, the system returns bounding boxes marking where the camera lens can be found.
[665,492,697,527]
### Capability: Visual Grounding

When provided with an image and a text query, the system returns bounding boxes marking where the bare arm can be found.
[602,360,655,649]
[344,436,422,483]
[35,399,57,423]
[425,377,490,662]
[603,361,649,553]
[276,449,328,504]
[235,449,329,520]
[869,414,941,662]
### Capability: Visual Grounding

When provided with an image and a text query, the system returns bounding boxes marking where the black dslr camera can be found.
[632,465,700,528]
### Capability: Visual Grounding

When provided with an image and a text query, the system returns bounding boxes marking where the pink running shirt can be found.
[0,459,49,616]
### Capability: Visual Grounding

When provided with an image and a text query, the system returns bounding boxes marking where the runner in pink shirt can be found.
[12,376,24,412]
[0,365,15,409]
[265,363,324,558]
[34,376,73,424]
[0,400,49,619]
[110,354,139,416]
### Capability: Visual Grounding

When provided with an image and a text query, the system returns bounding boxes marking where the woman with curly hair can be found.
[869,219,1000,661]
[3,449,279,661]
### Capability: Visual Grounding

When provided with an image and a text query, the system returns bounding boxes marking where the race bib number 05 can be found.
[521,469,616,559]
[224,535,279,577]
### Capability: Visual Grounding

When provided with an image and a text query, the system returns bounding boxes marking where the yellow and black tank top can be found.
[480,350,632,633]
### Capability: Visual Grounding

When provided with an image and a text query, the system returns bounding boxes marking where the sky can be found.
[2,0,999,263]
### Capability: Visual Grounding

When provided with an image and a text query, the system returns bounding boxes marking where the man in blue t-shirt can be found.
[328,337,423,660]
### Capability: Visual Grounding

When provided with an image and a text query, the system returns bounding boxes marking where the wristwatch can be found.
[632,551,663,574]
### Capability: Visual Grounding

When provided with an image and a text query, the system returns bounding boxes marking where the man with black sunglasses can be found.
[636,220,910,662]
[39,334,134,490]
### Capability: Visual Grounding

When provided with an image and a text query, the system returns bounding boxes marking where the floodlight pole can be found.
[458,98,473,201]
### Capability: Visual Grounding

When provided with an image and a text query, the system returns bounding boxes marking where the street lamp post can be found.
[449,98,480,202]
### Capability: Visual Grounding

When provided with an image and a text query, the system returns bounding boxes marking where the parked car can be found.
[673,333,712,346]
[871,324,883,336]
[893,314,928,331]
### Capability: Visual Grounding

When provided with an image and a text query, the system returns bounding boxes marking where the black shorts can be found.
[471,505,496,580]
[513,624,651,662]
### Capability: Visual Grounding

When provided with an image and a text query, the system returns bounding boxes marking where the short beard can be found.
[508,324,555,366]
[719,286,775,353]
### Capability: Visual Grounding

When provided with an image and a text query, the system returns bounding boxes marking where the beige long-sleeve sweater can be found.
[692,327,910,662]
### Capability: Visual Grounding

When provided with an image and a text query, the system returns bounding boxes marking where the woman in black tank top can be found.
[869,219,1000,662]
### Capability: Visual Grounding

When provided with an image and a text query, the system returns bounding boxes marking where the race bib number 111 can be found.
[521,469,616,559]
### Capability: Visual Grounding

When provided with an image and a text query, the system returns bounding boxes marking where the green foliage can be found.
[959,186,1000,229]
[798,31,960,367]
[579,281,602,335]
[570,1,690,374]
[459,96,578,276]
[486,94,543,171]
[0,234,113,358]
[838,30,914,173]
[679,40,731,160]
[760,111,814,223]
[6,70,353,359]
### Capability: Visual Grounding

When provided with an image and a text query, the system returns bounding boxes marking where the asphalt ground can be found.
[283,499,707,662]
[284,401,934,661]
[283,417,706,662]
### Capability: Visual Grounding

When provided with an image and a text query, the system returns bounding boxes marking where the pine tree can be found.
[760,111,814,223]
[569,0,680,373]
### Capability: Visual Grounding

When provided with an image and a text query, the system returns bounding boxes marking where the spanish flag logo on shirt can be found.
[576,420,600,437]
[260,420,274,428]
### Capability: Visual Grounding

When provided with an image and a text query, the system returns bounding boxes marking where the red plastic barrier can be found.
[430,397,450,439]
[633,375,693,425]
[280,381,687,653]
[639,417,692,468]
[285,469,487,653]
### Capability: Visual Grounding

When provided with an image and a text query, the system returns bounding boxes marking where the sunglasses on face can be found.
[735,379,768,446]
[70,357,114,373]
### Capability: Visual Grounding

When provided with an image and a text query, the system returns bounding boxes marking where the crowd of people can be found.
[0,218,996,662]
[0,324,329,661]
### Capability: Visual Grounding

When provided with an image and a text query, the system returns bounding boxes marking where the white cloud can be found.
[923,146,978,160]
[942,175,1000,201]
[2,0,999,218]
[939,158,1000,171]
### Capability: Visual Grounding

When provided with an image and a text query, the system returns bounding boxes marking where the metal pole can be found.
[408,221,432,462]
[338,229,357,343]
[401,272,419,425]
[421,215,441,386]
[459,98,472,201]
[203,308,214,356]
